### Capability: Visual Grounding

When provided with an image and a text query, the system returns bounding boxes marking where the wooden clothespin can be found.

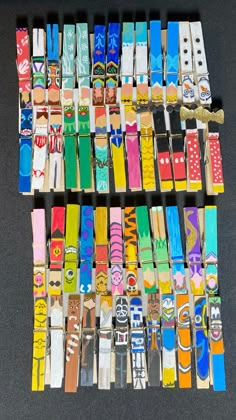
[109,106,126,192]
[32,209,47,297]
[179,22,195,105]
[136,206,156,293]
[146,293,161,386]
[106,23,120,105]
[161,294,176,388]
[48,207,65,295]
[80,206,94,293]
[124,207,139,295]
[95,207,108,295]
[50,295,64,388]
[166,22,179,105]
[47,24,60,106]
[193,296,210,389]
[94,107,109,193]
[32,28,46,106]
[130,296,146,389]
[125,106,142,191]
[115,296,129,388]
[166,206,187,293]
[98,295,113,389]
[140,110,156,191]
[92,25,106,106]
[80,293,96,386]
[121,22,134,105]
[176,294,192,388]
[204,206,218,294]
[150,20,163,104]
[110,207,124,295]
[32,297,48,391]
[135,22,148,105]
[65,294,81,392]
[64,204,80,293]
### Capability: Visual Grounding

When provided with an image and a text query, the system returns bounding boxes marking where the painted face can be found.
[195,297,207,328]
[178,302,190,327]
[148,294,160,321]
[67,296,80,330]
[34,298,47,328]
[116,297,128,324]
[126,269,137,293]
[33,269,46,297]
[65,267,75,285]
[21,108,32,136]
[96,270,108,294]
[111,264,123,286]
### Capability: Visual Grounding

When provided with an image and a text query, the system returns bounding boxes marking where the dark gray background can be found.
[0,0,236,419]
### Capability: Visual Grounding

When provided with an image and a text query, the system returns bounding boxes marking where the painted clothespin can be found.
[95,207,108,294]
[32,28,46,105]
[106,23,120,105]
[124,207,139,295]
[98,295,113,389]
[161,294,176,388]
[62,25,78,189]
[150,207,172,294]
[166,206,187,293]
[48,207,65,295]
[32,106,48,190]
[184,117,202,191]
[121,22,134,105]
[140,111,156,191]
[50,295,64,388]
[208,297,226,391]
[168,108,187,191]
[80,206,94,293]
[190,22,211,105]
[115,296,129,388]
[16,28,32,193]
[150,21,163,104]
[125,106,142,191]
[153,107,173,191]
[179,22,195,105]
[136,206,156,293]
[94,107,109,193]
[48,106,63,190]
[32,297,48,391]
[93,25,106,106]
[135,22,148,105]
[184,207,204,295]
[109,107,126,192]
[176,294,192,388]
[64,204,79,293]
[32,209,46,297]
[194,296,209,388]
[204,206,218,294]
[80,293,96,386]
[47,24,60,106]
[110,207,123,295]
[77,23,93,190]
[166,22,179,105]
[146,293,161,386]
[65,295,81,392]
[130,296,146,389]
[205,120,224,194]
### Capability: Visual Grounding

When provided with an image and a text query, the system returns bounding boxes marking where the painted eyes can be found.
[195,314,202,324]
[66,269,74,283]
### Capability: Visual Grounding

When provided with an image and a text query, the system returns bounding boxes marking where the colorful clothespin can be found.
[95,207,108,294]
[80,293,96,386]
[77,23,93,190]
[109,106,126,192]
[32,28,46,105]
[16,28,32,192]
[205,121,224,194]
[161,294,176,388]
[130,296,146,389]
[98,295,113,389]
[121,23,134,105]
[115,296,129,388]
[166,22,179,104]
[125,106,142,191]
[110,207,123,295]
[194,296,209,388]
[136,206,156,293]
[185,118,202,191]
[150,207,172,294]
[179,22,195,105]
[32,297,48,391]
[176,294,192,388]
[48,207,65,295]
[48,106,63,190]
[64,204,79,292]
[168,109,187,191]
[135,22,148,105]
[166,206,187,293]
[184,207,204,294]
[50,295,64,388]
[94,107,109,193]
[208,297,226,391]
[106,23,120,105]
[62,24,75,105]
[32,106,48,190]
[93,25,106,106]
[150,21,163,103]
[140,111,156,191]
[80,206,94,293]
[146,293,161,386]
[65,295,81,392]
[190,22,211,105]
[47,24,60,105]
[32,209,47,297]
[124,207,139,295]
[204,206,218,294]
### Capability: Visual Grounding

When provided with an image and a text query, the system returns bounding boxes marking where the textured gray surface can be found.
[0,0,236,419]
